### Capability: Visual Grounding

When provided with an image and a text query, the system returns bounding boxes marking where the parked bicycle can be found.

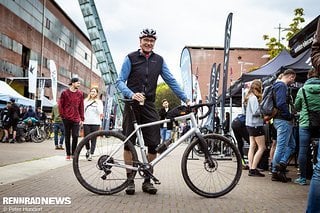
[73,101,242,198]
[17,120,46,143]
[191,125,237,157]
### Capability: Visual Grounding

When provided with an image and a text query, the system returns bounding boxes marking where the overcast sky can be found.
[55,0,318,83]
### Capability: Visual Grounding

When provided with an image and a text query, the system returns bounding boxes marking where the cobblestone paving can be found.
[0,142,310,213]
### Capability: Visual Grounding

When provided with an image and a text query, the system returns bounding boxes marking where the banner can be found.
[220,13,233,124]
[192,74,202,103]
[215,64,221,103]
[180,47,193,101]
[49,60,58,103]
[204,63,217,131]
[39,79,45,109]
[213,64,221,130]
[209,63,216,102]
[28,60,38,94]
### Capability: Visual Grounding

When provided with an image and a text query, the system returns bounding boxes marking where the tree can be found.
[263,8,305,59]
[155,82,181,110]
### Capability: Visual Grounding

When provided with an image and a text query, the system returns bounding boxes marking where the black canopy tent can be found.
[284,48,312,83]
[221,50,293,106]
[240,50,293,82]
[221,50,313,107]
[289,15,319,57]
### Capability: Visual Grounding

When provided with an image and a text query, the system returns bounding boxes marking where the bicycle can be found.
[73,100,242,198]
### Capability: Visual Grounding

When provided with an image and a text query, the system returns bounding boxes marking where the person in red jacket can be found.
[59,77,84,160]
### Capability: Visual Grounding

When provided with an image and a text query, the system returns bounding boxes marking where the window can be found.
[45,18,51,30]
[85,52,88,60]
[43,57,49,69]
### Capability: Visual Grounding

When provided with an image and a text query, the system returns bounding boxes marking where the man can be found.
[52,101,64,150]
[158,99,173,143]
[306,18,320,213]
[214,112,220,133]
[231,114,249,169]
[36,107,47,123]
[59,77,84,160]
[116,28,190,195]
[271,69,296,182]
[8,98,20,143]
[0,101,12,143]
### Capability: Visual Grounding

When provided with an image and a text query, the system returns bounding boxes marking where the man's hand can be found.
[131,92,145,102]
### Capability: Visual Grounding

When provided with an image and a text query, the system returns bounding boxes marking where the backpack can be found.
[260,85,278,122]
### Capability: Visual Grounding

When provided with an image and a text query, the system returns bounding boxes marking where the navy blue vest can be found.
[127,50,163,102]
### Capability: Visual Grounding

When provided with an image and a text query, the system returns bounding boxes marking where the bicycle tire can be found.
[181,134,242,198]
[73,130,138,195]
[224,134,237,145]
[31,129,46,143]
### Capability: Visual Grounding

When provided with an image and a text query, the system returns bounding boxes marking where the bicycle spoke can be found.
[181,134,242,198]
[73,130,138,195]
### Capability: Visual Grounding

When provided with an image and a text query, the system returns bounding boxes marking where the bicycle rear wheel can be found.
[181,134,242,198]
[73,130,138,195]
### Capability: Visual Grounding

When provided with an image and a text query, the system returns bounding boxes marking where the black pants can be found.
[231,118,249,160]
[63,119,80,156]
[122,101,160,154]
[84,124,100,154]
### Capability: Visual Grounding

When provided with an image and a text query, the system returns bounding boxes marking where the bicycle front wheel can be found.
[73,130,138,195]
[181,134,242,198]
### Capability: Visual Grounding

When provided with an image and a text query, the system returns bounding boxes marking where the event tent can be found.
[0,80,35,107]
[240,49,293,83]
[222,50,293,106]
[223,49,312,106]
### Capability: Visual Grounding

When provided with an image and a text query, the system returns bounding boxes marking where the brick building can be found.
[0,0,105,102]
[184,46,269,102]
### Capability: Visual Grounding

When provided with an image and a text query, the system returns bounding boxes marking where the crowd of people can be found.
[230,20,320,212]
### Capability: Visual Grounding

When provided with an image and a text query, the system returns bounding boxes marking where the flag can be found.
[49,60,58,103]
[209,63,216,102]
[39,79,45,109]
[220,13,233,124]
[28,60,38,94]
[180,48,193,101]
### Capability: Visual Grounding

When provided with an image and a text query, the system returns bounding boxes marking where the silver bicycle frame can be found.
[105,111,202,171]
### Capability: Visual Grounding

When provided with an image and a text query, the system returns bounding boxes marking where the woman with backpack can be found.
[244,79,266,177]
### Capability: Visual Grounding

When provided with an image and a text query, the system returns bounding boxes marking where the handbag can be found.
[302,88,320,127]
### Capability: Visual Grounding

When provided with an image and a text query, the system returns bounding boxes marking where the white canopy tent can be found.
[0,80,35,107]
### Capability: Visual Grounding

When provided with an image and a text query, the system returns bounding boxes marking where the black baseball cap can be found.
[68,77,79,85]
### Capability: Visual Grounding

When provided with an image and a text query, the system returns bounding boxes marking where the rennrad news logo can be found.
[2,196,71,205]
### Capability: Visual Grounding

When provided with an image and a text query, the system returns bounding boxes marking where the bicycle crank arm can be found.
[145,169,161,185]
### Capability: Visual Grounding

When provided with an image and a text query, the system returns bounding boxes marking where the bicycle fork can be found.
[195,132,214,166]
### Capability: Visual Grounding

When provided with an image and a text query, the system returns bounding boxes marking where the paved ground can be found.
[0,139,310,213]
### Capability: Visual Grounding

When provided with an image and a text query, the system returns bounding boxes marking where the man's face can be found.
[72,81,81,89]
[140,37,156,54]
[162,101,169,108]
[287,74,296,85]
